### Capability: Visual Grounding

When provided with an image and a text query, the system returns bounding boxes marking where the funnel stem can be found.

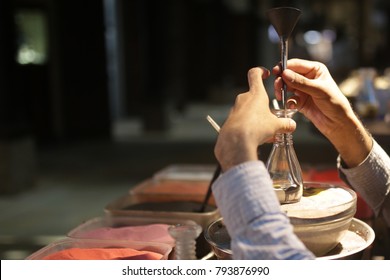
[281,37,288,111]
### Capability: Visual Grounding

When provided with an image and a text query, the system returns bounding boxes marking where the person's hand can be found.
[273,59,352,138]
[215,67,296,172]
[273,58,372,167]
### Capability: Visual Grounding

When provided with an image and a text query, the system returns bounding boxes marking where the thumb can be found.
[247,67,270,93]
[276,118,296,134]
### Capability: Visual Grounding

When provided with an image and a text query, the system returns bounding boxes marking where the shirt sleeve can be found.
[338,140,390,225]
[212,161,315,260]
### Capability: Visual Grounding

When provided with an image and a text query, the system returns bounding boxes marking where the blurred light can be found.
[17,45,43,65]
[303,30,322,45]
[268,25,279,43]
[303,29,335,63]
[375,76,390,90]
[14,9,48,65]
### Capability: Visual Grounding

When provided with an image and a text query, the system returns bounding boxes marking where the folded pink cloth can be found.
[77,224,174,245]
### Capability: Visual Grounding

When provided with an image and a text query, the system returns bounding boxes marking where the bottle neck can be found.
[275,133,293,144]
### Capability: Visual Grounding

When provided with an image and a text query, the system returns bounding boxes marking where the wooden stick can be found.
[206,115,220,133]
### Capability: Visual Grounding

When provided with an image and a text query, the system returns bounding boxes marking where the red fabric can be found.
[43,247,163,260]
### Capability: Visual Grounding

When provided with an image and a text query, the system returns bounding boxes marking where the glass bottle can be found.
[168,224,202,260]
[266,108,303,204]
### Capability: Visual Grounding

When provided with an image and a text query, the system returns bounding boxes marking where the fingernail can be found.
[287,98,298,109]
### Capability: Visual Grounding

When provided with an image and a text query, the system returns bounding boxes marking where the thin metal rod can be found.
[200,115,222,212]
[198,164,221,212]
[281,37,288,110]
[280,39,301,189]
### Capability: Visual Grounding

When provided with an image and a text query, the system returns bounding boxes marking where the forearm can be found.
[212,161,315,259]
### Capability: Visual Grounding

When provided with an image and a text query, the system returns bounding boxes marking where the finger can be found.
[261,66,271,79]
[273,59,323,79]
[274,76,295,99]
[286,58,323,78]
[286,98,299,110]
[271,62,282,76]
[274,90,282,101]
[247,67,270,93]
[273,77,283,100]
[283,69,324,97]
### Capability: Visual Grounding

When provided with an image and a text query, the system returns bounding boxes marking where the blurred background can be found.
[1,0,390,259]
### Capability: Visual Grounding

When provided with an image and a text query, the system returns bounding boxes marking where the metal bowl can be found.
[318,218,375,260]
[205,182,360,258]
[204,218,232,260]
[205,217,374,260]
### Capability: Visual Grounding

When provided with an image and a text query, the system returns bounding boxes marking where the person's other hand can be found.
[215,67,296,172]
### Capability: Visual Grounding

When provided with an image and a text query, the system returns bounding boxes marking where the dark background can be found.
[2,0,390,144]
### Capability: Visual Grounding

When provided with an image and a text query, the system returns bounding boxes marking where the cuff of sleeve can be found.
[338,140,390,215]
[212,161,281,237]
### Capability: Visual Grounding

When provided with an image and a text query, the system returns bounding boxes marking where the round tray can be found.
[205,218,374,260]
[318,218,375,260]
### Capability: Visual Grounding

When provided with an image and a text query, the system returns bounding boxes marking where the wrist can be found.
[221,151,258,172]
[215,136,259,172]
[327,113,373,167]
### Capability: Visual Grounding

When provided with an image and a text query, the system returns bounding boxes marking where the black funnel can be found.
[266,7,302,108]
[266,7,301,39]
